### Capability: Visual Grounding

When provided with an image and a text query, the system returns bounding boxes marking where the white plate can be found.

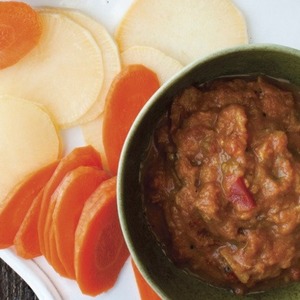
[0,0,300,299]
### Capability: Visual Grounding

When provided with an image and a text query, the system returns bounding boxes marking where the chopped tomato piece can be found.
[229,177,256,211]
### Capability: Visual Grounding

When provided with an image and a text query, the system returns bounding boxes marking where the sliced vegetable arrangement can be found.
[39,146,104,278]
[0,0,248,298]
[0,11,104,127]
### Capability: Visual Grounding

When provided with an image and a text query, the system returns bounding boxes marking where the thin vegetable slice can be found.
[81,115,110,172]
[60,9,121,123]
[52,166,109,278]
[131,259,161,300]
[0,96,60,206]
[14,189,44,259]
[116,0,248,65]
[121,46,183,84]
[0,160,58,248]
[48,227,69,277]
[75,177,129,296]
[0,11,104,127]
[102,64,160,175]
[0,1,42,69]
[40,7,121,124]
[38,146,102,259]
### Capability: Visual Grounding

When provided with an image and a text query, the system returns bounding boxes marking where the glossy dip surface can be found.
[141,75,300,295]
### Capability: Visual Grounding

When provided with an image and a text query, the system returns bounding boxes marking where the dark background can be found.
[0,259,38,300]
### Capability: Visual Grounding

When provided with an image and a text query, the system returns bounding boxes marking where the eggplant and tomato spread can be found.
[141,76,300,294]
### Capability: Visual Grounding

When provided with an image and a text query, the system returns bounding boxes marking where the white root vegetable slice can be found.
[40,8,121,124]
[121,46,183,84]
[81,115,109,172]
[115,0,248,65]
[0,95,61,202]
[64,10,121,124]
[0,12,104,128]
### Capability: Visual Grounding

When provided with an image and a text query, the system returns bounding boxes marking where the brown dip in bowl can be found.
[118,44,300,299]
[141,75,300,295]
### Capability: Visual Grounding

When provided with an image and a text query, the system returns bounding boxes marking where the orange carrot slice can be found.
[0,2,42,69]
[0,160,58,248]
[102,64,160,175]
[48,226,70,277]
[52,166,109,279]
[14,189,44,259]
[38,146,102,259]
[131,259,161,300]
[75,177,129,296]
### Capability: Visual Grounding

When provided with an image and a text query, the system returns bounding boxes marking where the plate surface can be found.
[0,0,300,299]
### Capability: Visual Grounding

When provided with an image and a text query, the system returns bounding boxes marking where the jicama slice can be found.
[115,0,248,65]
[0,96,60,204]
[121,46,183,84]
[75,177,129,296]
[61,9,121,123]
[40,7,121,123]
[0,12,104,127]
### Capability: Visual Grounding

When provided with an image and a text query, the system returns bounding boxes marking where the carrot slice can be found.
[38,146,102,260]
[102,64,160,175]
[0,160,58,248]
[131,259,161,300]
[14,189,44,259]
[48,226,70,277]
[75,177,129,296]
[39,147,102,278]
[52,166,109,279]
[0,2,42,69]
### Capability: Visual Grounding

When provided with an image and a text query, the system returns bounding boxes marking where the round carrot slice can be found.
[0,2,42,69]
[102,64,160,175]
[14,188,45,259]
[75,177,129,296]
[48,226,69,277]
[52,166,109,279]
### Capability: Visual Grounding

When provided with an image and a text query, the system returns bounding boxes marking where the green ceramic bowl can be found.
[117,44,300,300]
